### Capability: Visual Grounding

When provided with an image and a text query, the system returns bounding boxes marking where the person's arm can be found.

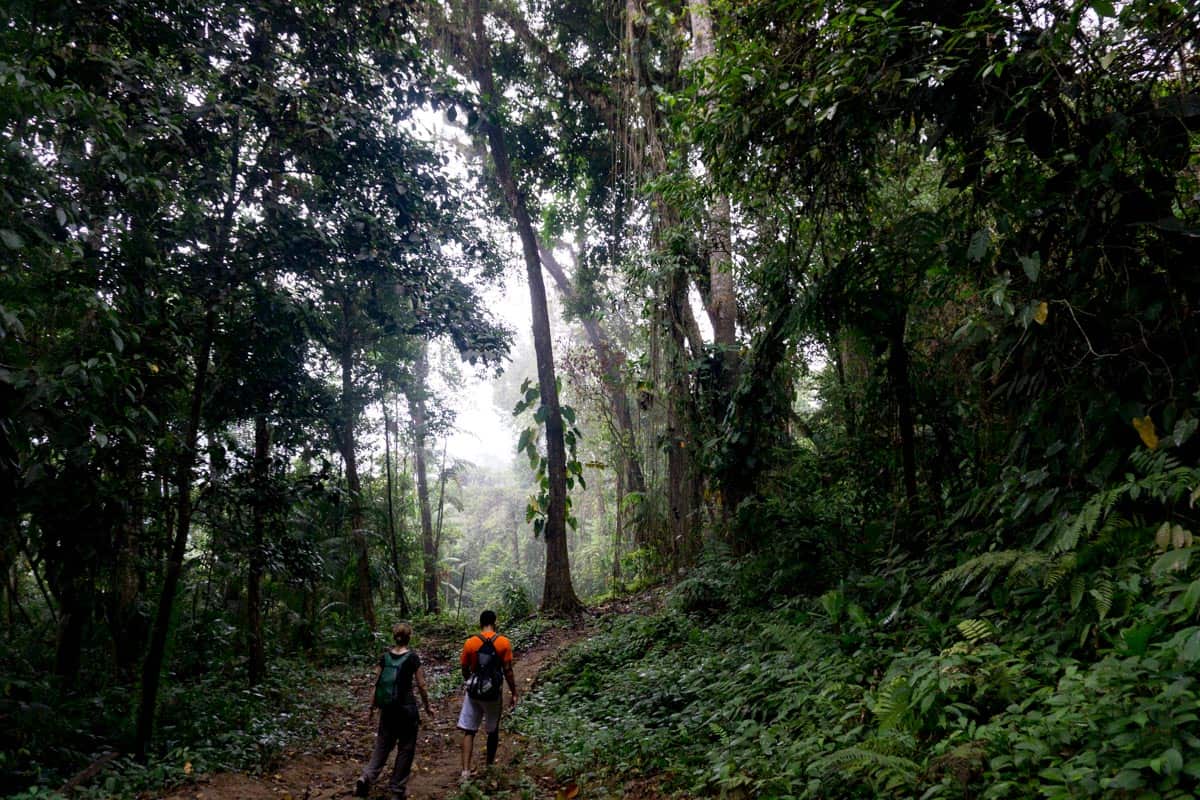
[460,639,473,681]
[369,663,382,720]
[504,663,518,707]
[415,665,433,715]
[503,640,518,706]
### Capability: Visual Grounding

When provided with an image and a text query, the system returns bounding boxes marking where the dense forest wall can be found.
[1,0,1198,797]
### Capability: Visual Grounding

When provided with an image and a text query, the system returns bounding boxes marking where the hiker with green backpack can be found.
[355,622,432,800]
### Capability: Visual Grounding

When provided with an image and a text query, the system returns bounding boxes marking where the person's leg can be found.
[460,730,476,773]
[387,708,419,799]
[485,728,499,765]
[359,717,398,793]
[482,699,502,765]
[457,692,482,776]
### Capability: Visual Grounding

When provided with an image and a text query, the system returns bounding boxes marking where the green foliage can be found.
[2,655,342,799]
[513,378,587,537]
[516,513,1200,798]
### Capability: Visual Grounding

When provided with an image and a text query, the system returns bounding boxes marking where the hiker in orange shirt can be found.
[457,609,517,781]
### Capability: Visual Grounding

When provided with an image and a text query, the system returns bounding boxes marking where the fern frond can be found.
[1006,551,1051,586]
[934,550,1026,595]
[1053,486,1124,553]
[1090,578,1114,620]
[1043,553,1077,589]
[1069,574,1086,610]
[814,746,921,772]
[871,677,910,730]
[812,745,921,787]
[957,618,997,642]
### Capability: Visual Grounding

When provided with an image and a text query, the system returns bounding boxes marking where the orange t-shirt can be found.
[461,631,513,671]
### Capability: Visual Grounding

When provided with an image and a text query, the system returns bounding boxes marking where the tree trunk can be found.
[247,415,270,686]
[537,242,646,497]
[110,467,145,683]
[686,0,737,353]
[135,305,216,758]
[135,112,246,756]
[888,311,919,506]
[466,0,580,614]
[613,467,624,584]
[665,267,699,567]
[433,439,449,562]
[382,402,410,614]
[407,345,439,614]
[54,573,87,679]
[511,504,522,574]
[338,300,376,631]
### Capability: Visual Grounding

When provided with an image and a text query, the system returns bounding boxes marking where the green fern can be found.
[957,618,997,642]
[934,549,1050,595]
[1044,553,1077,589]
[812,744,921,791]
[1069,574,1086,610]
[871,677,910,731]
[1090,578,1115,620]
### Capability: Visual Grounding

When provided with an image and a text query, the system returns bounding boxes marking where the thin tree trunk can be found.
[665,268,697,567]
[19,537,57,624]
[299,583,316,653]
[466,0,580,614]
[433,439,449,559]
[54,571,87,679]
[511,505,521,574]
[888,311,918,506]
[247,415,270,686]
[537,242,646,497]
[110,464,145,683]
[135,109,247,755]
[833,336,856,439]
[135,305,216,758]
[613,467,624,584]
[382,402,410,614]
[338,301,376,631]
[407,345,438,614]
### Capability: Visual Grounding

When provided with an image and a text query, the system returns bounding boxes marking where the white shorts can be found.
[456,691,502,734]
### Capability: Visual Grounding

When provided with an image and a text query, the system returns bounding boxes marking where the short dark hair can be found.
[392,622,412,645]
[480,609,497,627]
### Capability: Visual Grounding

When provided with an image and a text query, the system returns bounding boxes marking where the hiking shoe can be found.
[459,769,471,784]
[354,778,369,797]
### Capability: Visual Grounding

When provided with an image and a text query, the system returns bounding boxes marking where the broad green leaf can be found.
[967,229,990,262]
[1019,253,1041,282]
[517,427,534,455]
[1180,629,1200,663]
[1168,580,1200,616]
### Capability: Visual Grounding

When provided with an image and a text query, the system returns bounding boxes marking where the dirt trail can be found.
[161,624,586,800]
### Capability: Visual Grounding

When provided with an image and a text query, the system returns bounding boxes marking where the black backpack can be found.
[374,651,412,708]
[466,634,504,702]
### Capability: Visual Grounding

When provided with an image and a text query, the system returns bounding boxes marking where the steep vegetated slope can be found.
[517,454,1200,799]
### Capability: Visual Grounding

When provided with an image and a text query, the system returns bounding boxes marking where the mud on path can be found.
[161,623,587,800]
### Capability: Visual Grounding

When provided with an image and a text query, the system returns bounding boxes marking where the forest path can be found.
[160,622,589,800]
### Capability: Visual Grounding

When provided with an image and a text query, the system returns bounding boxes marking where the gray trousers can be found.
[360,705,418,799]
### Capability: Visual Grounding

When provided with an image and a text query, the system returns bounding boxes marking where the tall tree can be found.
[464,0,580,613]
[406,344,440,614]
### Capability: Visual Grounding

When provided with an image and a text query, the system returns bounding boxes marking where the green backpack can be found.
[374,651,412,708]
